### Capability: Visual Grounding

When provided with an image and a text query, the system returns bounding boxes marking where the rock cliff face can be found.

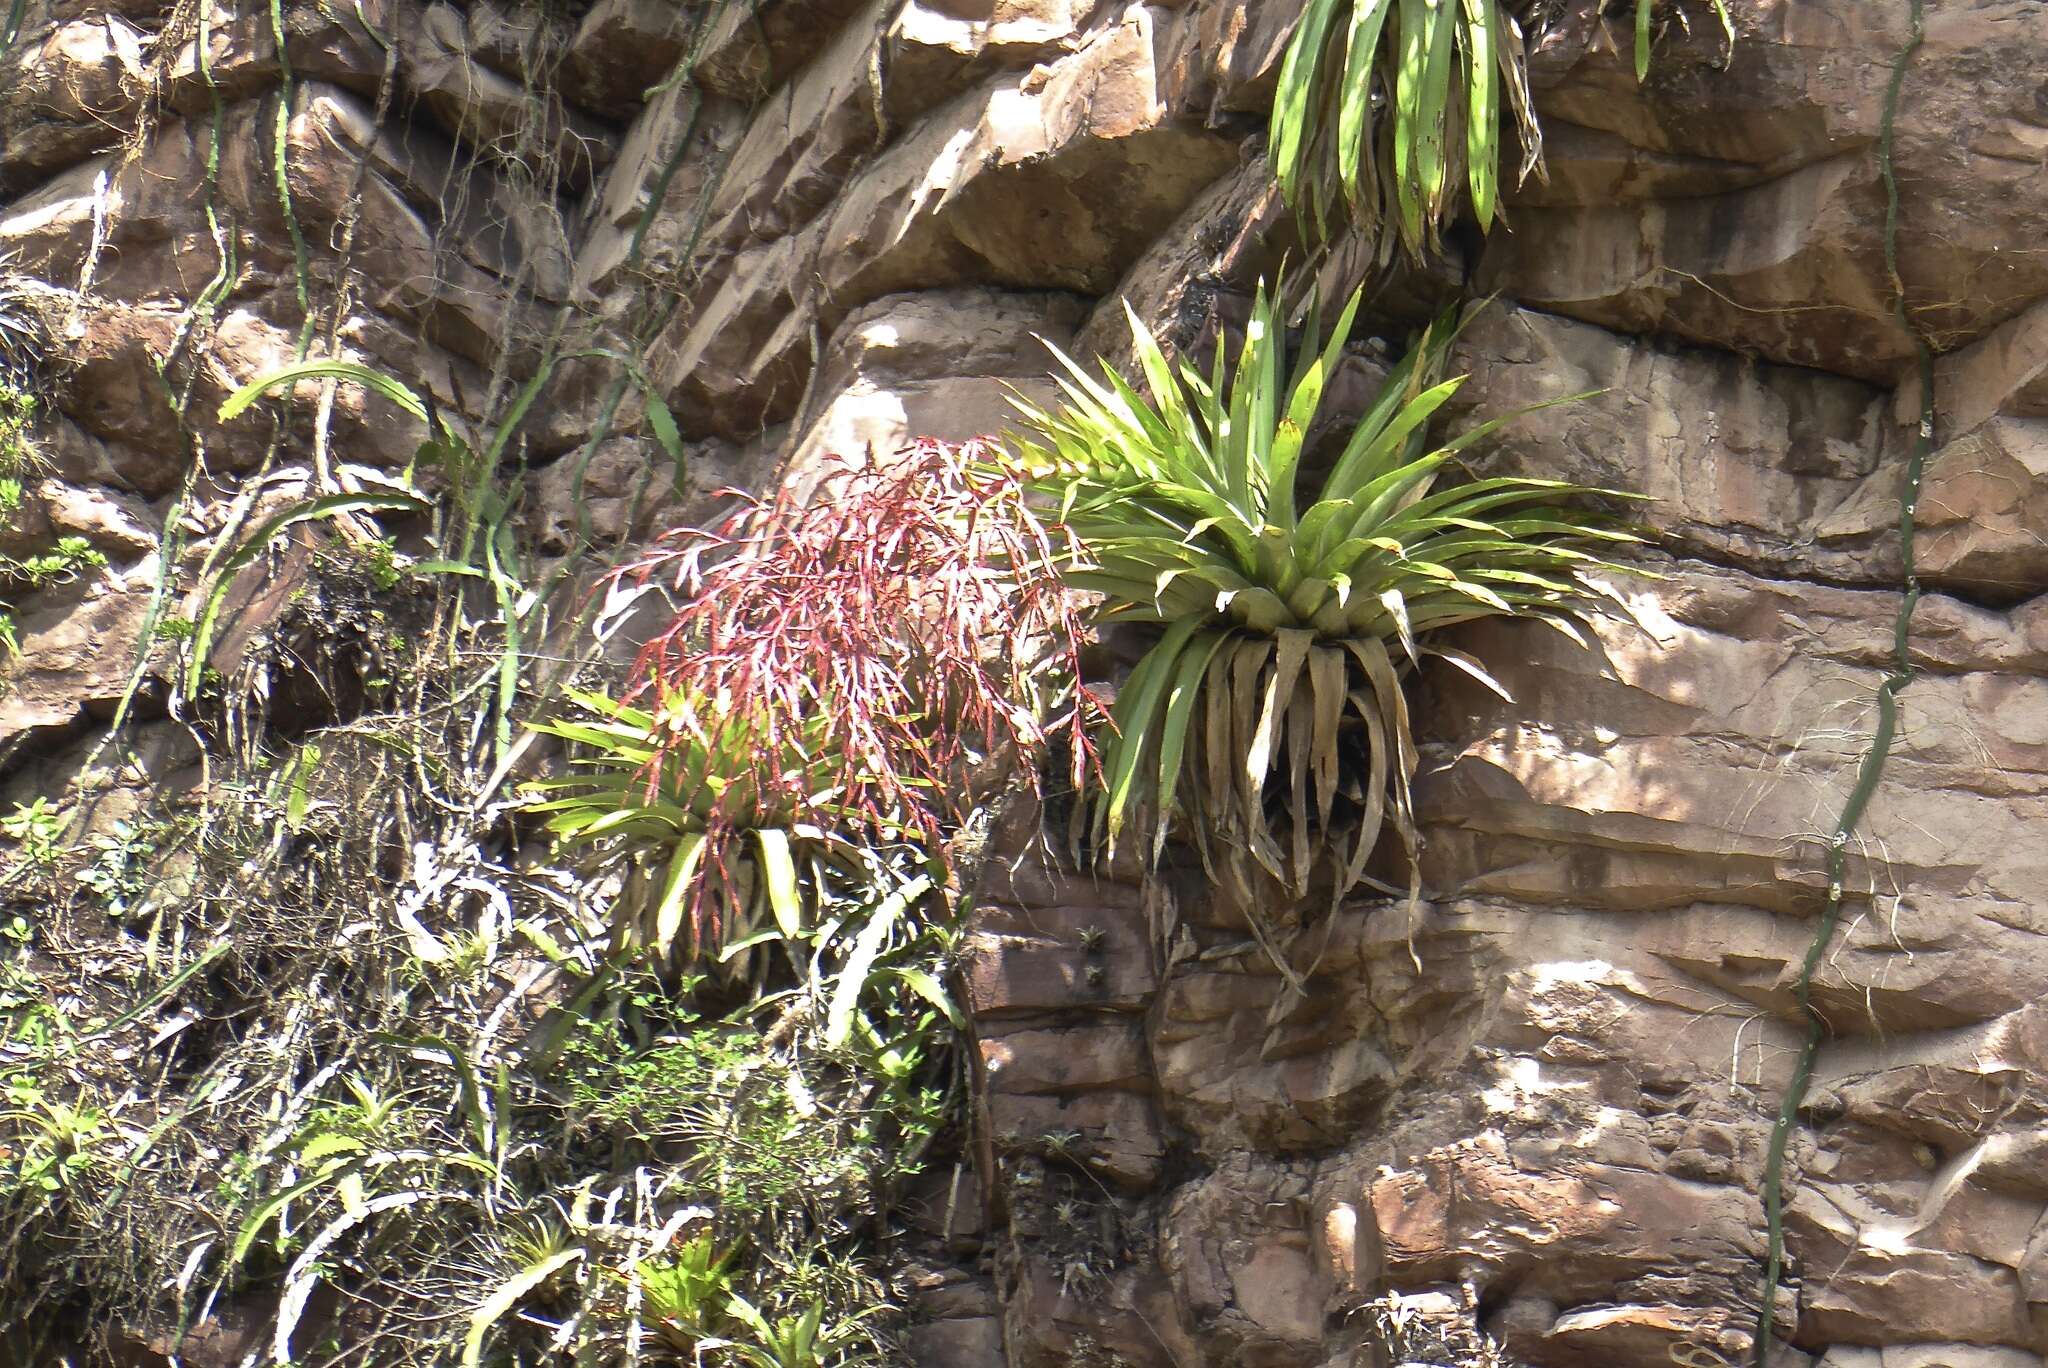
[3,1,2046,1365]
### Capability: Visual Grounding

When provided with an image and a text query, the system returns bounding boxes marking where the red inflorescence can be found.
[613,437,1100,860]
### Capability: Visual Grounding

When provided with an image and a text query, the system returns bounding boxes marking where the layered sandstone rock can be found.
[3,0,2046,1365]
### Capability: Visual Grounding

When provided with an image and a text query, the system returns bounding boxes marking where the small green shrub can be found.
[0,1079,108,1220]
[715,1294,879,1368]
[74,818,168,920]
[0,518,108,664]
[632,1233,739,1353]
[1012,278,1641,909]
[3,536,106,589]
[0,384,39,478]
[1,800,65,868]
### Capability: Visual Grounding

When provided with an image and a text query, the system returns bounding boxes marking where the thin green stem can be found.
[268,0,316,359]
[1753,1,1926,1359]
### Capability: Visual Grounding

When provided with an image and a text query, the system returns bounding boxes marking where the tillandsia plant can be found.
[1010,280,1643,927]
[1270,0,1544,261]
[530,437,1098,966]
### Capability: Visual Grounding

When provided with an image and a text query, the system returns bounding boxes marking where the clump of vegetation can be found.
[0,635,955,1366]
[3,536,107,590]
[1271,0,1544,259]
[615,437,1095,854]
[0,384,39,478]
[533,437,1096,967]
[0,383,107,660]
[1012,278,1640,918]
[1272,0,1734,259]
[0,801,64,869]
[0,404,1063,1365]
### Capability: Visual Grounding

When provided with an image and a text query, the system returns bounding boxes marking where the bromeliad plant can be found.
[1011,279,1641,917]
[1272,0,1735,260]
[525,690,863,966]
[1271,0,1544,260]
[529,438,1097,967]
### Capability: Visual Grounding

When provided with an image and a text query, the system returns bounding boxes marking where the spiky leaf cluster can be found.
[1271,0,1544,261]
[1012,280,1641,911]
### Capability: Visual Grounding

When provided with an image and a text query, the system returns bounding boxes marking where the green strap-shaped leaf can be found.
[462,1250,585,1368]
[484,514,523,757]
[1245,628,1314,785]
[826,874,933,1049]
[891,967,964,1027]
[217,359,429,424]
[652,831,709,960]
[1270,286,1368,530]
[1271,0,1350,206]
[1463,0,1499,229]
[1305,644,1347,825]
[754,828,804,941]
[1391,0,1432,247]
[1098,614,1206,846]
[1416,0,1459,235]
[1319,376,1464,510]
[1335,0,1397,209]
[1150,629,1231,859]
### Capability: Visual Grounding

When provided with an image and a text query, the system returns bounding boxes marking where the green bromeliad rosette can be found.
[1010,279,1645,959]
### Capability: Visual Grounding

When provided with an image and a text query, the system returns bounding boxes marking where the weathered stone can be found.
[984,1088,1165,1189]
[572,77,748,298]
[690,0,875,102]
[960,914,1156,1016]
[1447,302,1888,582]
[906,1314,1005,1367]
[698,1,893,259]
[283,84,560,353]
[0,570,153,739]
[1160,0,1297,121]
[1817,416,2048,602]
[1152,944,1409,1154]
[1420,562,2048,1034]
[980,1021,1149,1095]
[1491,0,2048,383]
[1537,1304,1748,1368]
[784,286,1083,478]
[0,14,149,192]
[1160,1156,1326,1365]
[883,0,1094,128]
[558,0,691,118]
[401,5,615,192]
[1000,1253,1194,1368]
[160,0,393,109]
[650,5,1234,439]
[525,433,751,555]
[1798,1248,2033,1349]
[36,478,157,559]
[900,1162,989,1249]
[1071,151,1287,368]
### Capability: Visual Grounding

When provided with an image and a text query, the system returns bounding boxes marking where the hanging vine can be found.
[1753,1,1930,1359]
[267,0,316,358]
